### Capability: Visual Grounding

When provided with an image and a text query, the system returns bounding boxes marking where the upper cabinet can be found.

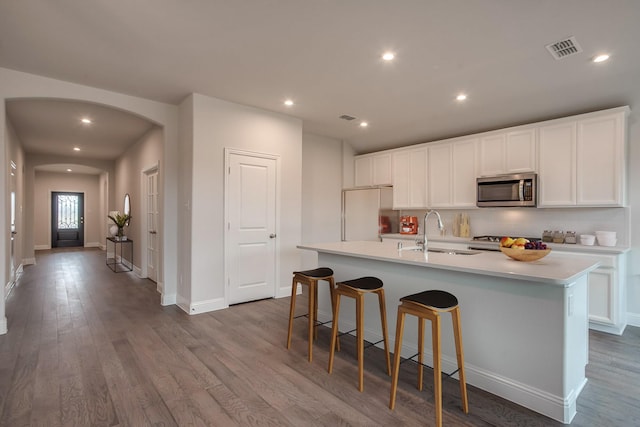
[354,153,392,187]
[538,108,627,207]
[478,128,536,176]
[451,138,478,207]
[392,148,427,209]
[353,106,628,209]
[427,138,477,208]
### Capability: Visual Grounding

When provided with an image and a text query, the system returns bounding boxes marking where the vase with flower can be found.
[108,211,131,240]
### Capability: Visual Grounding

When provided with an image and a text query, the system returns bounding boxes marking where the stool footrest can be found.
[400,354,462,379]
[337,328,358,337]
[293,313,333,327]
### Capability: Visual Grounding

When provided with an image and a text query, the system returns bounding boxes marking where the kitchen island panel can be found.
[308,247,589,424]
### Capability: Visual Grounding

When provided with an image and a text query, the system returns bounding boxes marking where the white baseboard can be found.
[133,265,142,277]
[589,321,626,335]
[34,245,50,250]
[317,308,578,424]
[627,312,640,328]
[0,316,6,335]
[84,242,101,248]
[156,281,163,293]
[162,292,177,306]
[187,297,227,315]
[23,258,36,266]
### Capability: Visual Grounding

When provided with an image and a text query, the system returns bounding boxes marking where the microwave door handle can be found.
[519,180,525,201]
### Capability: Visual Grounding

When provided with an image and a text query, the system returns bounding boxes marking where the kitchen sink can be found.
[427,248,481,255]
[398,245,481,255]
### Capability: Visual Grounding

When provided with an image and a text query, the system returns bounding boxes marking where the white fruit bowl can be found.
[500,247,551,262]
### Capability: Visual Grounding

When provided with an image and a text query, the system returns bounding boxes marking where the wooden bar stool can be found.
[389,290,469,427]
[286,267,338,362]
[328,276,391,392]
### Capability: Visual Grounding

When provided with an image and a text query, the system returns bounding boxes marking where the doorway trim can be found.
[140,162,161,290]
[223,148,281,307]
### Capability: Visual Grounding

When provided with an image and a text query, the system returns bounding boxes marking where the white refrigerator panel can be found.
[343,188,385,241]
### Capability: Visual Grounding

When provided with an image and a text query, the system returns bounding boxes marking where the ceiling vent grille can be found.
[546,36,583,60]
[339,114,357,121]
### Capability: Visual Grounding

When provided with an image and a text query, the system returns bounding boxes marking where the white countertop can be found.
[298,240,600,286]
[381,233,630,255]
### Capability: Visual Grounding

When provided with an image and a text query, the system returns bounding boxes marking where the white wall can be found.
[4,117,25,292]
[184,93,302,314]
[177,95,194,309]
[626,114,639,326]
[114,126,163,271]
[33,171,101,248]
[300,133,344,269]
[0,67,180,335]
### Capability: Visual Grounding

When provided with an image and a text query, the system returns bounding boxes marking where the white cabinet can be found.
[392,148,427,209]
[478,129,536,176]
[538,122,577,206]
[452,138,478,207]
[354,153,392,186]
[538,109,627,207]
[557,251,627,335]
[576,113,625,205]
[427,139,477,208]
[428,143,452,207]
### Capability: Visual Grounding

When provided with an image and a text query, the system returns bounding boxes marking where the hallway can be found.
[0,248,638,426]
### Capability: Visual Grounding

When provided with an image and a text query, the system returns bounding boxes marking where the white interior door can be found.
[225,150,277,305]
[145,168,159,282]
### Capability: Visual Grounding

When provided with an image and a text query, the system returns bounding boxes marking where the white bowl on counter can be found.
[595,231,617,246]
[580,234,595,246]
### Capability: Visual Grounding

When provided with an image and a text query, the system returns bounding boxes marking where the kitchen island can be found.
[298,241,600,424]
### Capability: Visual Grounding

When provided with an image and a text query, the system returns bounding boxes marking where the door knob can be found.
[269,233,276,239]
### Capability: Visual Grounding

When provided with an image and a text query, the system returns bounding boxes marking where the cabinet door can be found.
[408,149,427,207]
[372,153,392,185]
[506,129,536,173]
[392,151,410,207]
[589,268,616,326]
[428,144,452,207]
[452,138,478,207]
[392,149,426,208]
[478,134,505,176]
[577,113,625,206]
[354,156,372,187]
[538,122,576,207]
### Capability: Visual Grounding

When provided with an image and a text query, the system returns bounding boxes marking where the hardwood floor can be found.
[0,248,638,426]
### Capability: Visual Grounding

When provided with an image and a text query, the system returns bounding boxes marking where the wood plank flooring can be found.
[0,247,638,426]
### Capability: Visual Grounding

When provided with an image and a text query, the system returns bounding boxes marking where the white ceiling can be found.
[1,1,639,155]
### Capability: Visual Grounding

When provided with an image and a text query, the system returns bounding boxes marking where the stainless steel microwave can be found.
[476,173,537,207]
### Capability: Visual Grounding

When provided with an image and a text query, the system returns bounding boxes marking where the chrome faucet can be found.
[419,210,444,250]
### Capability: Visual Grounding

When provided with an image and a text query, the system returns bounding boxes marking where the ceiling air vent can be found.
[339,114,357,121]
[546,36,583,60]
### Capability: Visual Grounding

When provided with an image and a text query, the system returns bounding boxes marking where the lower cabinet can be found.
[559,251,626,335]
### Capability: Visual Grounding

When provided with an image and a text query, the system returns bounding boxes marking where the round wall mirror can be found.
[123,193,131,226]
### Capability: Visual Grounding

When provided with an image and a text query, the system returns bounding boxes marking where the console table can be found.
[106,237,133,272]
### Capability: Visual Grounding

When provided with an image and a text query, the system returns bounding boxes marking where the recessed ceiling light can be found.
[456,94,467,101]
[360,122,368,128]
[284,99,294,106]
[81,118,92,124]
[66,168,72,172]
[382,52,395,61]
[593,54,610,63]
[73,147,81,151]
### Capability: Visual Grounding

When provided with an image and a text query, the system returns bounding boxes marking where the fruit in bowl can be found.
[499,236,551,261]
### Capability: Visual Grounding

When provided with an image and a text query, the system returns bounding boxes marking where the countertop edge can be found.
[298,242,600,287]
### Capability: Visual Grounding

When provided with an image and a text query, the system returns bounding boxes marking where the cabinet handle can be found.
[269,233,276,239]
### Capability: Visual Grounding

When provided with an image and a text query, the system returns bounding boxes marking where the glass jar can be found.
[542,230,553,242]
[553,230,565,244]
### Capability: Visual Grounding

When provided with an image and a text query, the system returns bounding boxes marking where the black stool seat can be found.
[294,267,334,278]
[401,290,458,309]
[338,276,383,291]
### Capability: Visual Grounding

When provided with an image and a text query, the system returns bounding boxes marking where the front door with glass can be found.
[51,192,85,248]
